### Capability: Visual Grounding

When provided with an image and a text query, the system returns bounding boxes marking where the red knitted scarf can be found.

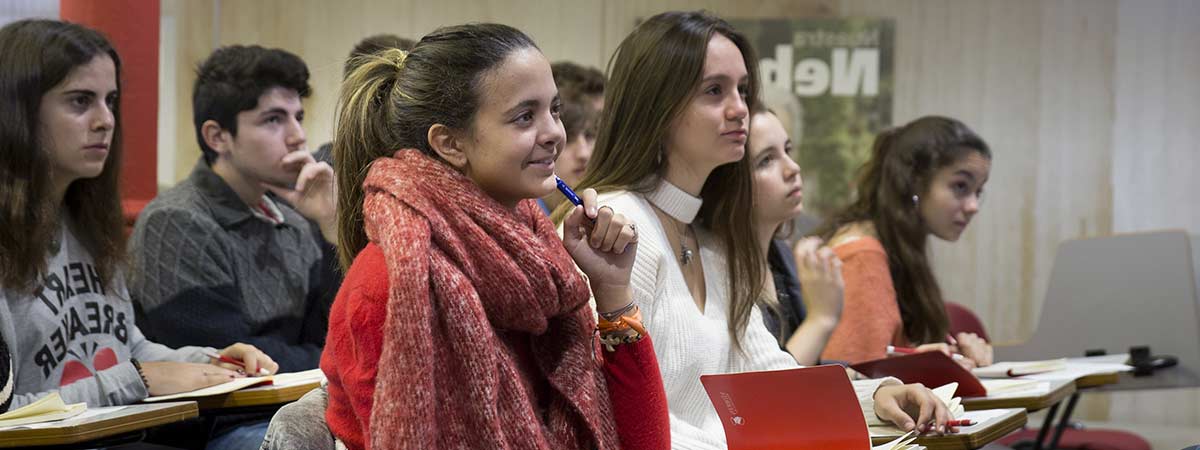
[364,150,618,449]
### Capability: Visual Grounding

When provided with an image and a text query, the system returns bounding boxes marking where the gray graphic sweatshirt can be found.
[0,221,213,408]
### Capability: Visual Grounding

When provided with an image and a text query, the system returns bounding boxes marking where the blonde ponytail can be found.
[332,49,408,270]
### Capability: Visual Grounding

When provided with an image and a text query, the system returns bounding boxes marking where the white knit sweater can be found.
[599,184,896,450]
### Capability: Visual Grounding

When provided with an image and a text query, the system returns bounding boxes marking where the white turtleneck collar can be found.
[644,178,702,224]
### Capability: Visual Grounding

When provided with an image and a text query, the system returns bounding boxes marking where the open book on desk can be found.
[0,393,86,428]
[852,352,1048,398]
[869,408,1027,450]
[865,383,963,428]
[867,383,1029,450]
[700,365,926,449]
[143,368,325,403]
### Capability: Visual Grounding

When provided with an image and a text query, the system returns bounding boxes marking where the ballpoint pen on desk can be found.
[886,345,966,361]
[203,350,270,375]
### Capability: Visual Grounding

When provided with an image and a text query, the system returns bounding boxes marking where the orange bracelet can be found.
[597,307,646,351]
[597,306,646,336]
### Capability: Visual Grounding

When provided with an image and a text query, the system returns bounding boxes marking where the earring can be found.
[912,194,919,206]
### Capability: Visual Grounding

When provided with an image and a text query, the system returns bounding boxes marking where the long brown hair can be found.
[748,104,789,340]
[815,116,991,344]
[553,11,764,348]
[0,20,125,293]
[333,23,538,270]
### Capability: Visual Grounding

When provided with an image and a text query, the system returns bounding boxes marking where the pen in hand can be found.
[556,175,598,231]
[555,175,584,207]
[203,350,270,376]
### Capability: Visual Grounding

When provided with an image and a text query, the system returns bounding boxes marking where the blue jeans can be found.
[206,419,270,450]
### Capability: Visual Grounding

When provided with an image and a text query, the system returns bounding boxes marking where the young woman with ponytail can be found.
[319,23,668,450]
[815,116,995,367]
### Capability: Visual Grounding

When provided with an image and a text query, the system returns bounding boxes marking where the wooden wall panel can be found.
[1102,0,1200,429]
[833,0,1117,346]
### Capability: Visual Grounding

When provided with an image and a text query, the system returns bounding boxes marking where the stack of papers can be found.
[252,368,325,388]
[0,393,87,428]
[973,359,1067,378]
[974,358,1133,381]
[979,379,1049,397]
[143,368,326,402]
[871,430,924,450]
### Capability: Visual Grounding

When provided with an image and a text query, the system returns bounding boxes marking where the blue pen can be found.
[555,176,584,206]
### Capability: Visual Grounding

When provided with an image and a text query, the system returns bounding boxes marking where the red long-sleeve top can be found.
[321,243,669,450]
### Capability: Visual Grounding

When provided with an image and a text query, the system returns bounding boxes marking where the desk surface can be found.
[0,401,197,448]
[194,381,321,410]
[871,408,1027,450]
[1075,372,1121,389]
[961,378,1076,412]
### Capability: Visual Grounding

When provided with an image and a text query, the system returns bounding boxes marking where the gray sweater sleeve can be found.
[7,324,213,409]
[10,361,146,408]
[1,337,11,412]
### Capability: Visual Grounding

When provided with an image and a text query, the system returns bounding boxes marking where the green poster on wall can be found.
[731,18,895,223]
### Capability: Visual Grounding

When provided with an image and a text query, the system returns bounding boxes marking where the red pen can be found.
[886,345,966,361]
[203,350,270,375]
[946,419,974,427]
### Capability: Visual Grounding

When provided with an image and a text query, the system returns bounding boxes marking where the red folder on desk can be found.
[700,365,871,450]
[851,352,987,398]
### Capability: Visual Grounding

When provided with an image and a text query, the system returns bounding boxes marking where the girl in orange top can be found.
[815,116,995,367]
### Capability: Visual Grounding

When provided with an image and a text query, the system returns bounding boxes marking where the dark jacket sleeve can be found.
[300,226,341,348]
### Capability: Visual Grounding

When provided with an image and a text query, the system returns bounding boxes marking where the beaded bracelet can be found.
[599,329,645,351]
[598,301,637,323]
[130,358,150,392]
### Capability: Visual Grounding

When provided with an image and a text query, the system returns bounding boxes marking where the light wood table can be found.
[871,408,1027,450]
[1074,371,1121,389]
[0,401,197,448]
[960,378,1076,412]
[193,380,322,411]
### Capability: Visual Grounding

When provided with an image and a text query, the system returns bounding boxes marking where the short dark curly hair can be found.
[192,45,311,163]
[551,61,604,140]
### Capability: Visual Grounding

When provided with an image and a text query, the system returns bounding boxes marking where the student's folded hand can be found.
[140,361,241,396]
[872,383,958,435]
[264,151,337,226]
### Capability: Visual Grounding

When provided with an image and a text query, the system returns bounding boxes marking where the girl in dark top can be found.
[748,106,844,365]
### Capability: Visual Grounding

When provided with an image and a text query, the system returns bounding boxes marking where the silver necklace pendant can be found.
[680,245,694,265]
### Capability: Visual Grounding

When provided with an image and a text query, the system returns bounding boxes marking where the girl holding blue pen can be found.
[323,23,668,450]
